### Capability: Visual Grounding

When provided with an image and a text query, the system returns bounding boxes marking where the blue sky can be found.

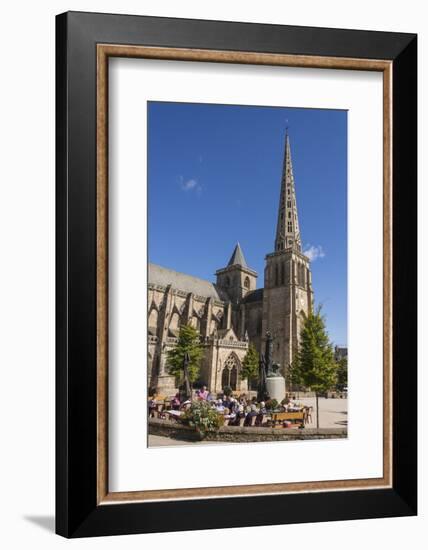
[148,102,347,346]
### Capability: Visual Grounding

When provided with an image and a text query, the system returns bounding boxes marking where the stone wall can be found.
[147,279,254,394]
[149,418,347,443]
[243,299,263,352]
[262,249,313,385]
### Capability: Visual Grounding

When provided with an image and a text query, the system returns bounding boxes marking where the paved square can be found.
[148,397,347,446]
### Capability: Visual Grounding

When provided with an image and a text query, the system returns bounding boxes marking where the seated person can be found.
[238,394,248,407]
[215,399,225,413]
[223,395,233,408]
[197,385,209,400]
[170,393,181,410]
[233,405,246,425]
[179,399,192,411]
[148,396,157,416]
[245,404,259,426]
[256,402,267,425]
[229,398,239,414]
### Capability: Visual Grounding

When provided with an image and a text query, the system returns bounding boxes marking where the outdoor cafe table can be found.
[163,410,183,421]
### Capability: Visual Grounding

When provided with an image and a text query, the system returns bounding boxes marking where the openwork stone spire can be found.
[274,131,301,252]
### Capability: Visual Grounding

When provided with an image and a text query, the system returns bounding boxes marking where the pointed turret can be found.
[227,242,247,268]
[216,243,257,303]
[274,131,301,252]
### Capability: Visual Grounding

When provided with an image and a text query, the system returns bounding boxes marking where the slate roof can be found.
[242,288,264,303]
[217,328,238,340]
[227,242,247,267]
[148,263,229,301]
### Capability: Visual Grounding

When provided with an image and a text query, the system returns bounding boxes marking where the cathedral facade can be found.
[148,132,314,395]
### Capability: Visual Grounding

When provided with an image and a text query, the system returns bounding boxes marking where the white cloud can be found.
[303,244,325,262]
[179,176,201,193]
[181,178,197,190]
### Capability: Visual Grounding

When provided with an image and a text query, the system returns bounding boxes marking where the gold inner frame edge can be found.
[96,44,393,504]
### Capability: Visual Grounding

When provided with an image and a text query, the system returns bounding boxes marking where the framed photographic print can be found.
[56,11,417,538]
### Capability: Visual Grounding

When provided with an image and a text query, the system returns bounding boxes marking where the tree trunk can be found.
[316,393,320,429]
[183,363,192,400]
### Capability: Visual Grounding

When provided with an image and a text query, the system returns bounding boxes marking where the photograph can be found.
[147,101,348,446]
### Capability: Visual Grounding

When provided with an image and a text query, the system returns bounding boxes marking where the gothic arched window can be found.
[297,263,302,286]
[169,311,181,331]
[221,354,239,390]
[190,316,200,331]
[148,308,158,329]
[244,276,250,290]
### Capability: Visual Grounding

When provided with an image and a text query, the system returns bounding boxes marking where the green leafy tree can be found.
[166,324,204,386]
[241,344,259,384]
[223,385,233,397]
[291,306,337,428]
[336,356,348,390]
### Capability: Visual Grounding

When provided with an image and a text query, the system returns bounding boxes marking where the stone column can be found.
[306,266,313,311]
[204,298,213,338]
[240,304,246,340]
[155,285,178,394]
[226,302,232,330]
[185,292,194,324]
[157,285,173,376]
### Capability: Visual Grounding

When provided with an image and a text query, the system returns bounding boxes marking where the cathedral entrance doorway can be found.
[221,354,239,390]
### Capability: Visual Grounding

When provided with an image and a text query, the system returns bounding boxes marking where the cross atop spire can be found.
[227,242,248,267]
[274,130,301,253]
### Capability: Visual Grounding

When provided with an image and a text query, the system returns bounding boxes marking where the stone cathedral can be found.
[148,132,314,395]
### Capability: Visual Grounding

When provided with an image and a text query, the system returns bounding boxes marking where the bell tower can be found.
[216,243,257,305]
[262,131,313,381]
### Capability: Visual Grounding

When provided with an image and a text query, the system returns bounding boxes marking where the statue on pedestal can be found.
[260,331,286,403]
[258,331,275,401]
[265,331,275,377]
[257,353,268,402]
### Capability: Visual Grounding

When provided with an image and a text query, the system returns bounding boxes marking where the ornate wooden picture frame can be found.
[56,11,417,537]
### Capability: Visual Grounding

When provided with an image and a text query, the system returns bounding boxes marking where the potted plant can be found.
[183,400,224,439]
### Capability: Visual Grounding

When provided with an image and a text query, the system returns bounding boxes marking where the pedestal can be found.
[266,376,286,402]
[156,375,177,396]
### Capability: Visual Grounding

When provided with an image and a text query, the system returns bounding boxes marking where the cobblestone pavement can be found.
[148,398,347,446]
